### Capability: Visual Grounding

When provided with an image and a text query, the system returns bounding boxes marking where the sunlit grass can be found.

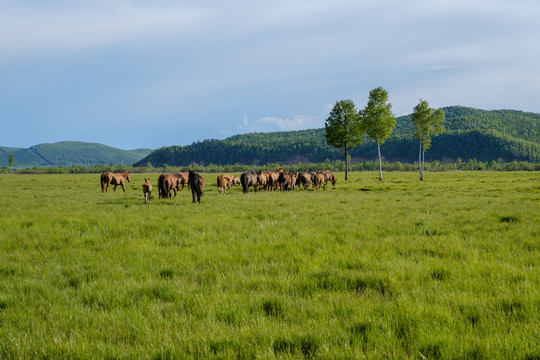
[0,171,538,358]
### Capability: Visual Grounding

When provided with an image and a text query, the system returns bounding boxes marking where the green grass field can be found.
[0,171,538,359]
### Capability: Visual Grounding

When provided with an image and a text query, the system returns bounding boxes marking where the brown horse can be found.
[101,172,131,192]
[266,168,283,191]
[297,171,313,190]
[174,171,189,190]
[142,178,152,204]
[240,172,260,194]
[217,174,233,195]
[158,173,181,199]
[319,170,337,186]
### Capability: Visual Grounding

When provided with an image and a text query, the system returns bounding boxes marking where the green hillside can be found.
[135,106,540,167]
[0,142,153,169]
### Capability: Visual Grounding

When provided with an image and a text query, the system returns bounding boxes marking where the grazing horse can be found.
[174,171,189,190]
[278,171,295,191]
[320,170,337,186]
[142,178,152,204]
[297,172,313,190]
[158,173,180,199]
[240,172,260,194]
[266,168,283,191]
[188,171,203,203]
[258,171,269,191]
[101,172,131,192]
[313,172,326,190]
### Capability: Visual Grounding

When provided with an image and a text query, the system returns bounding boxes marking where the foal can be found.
[142,178,152,204]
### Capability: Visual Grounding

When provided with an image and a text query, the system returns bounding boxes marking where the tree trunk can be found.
[377,140,382,181]
[419,141,423,181]
[344,142,348,181]
[421,147,425,181]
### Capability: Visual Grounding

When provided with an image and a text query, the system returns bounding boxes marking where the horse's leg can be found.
[121,182,125,192]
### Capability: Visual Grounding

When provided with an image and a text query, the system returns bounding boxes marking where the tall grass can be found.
[0,171,538,359]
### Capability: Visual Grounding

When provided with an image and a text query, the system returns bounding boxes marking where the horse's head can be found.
[125,172,131,182]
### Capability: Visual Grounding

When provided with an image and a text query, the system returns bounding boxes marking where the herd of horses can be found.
[218,168,337,194]
[100,170,203,204]
[100,168,337,203]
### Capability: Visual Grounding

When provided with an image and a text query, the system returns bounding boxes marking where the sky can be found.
[1,0,539,150]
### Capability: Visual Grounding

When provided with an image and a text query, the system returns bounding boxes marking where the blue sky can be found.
[1,0,539,150]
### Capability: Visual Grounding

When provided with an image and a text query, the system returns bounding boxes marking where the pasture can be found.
[0,171,538,359]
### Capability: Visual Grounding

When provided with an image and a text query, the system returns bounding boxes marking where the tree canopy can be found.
[361,87,396,180]
[324,100,363,180]
[412,99,445,180]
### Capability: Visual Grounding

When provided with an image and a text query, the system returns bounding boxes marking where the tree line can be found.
[134,106,539,170]
[4,158,539,175]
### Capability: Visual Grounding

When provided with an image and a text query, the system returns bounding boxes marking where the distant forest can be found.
[135,106,540,167]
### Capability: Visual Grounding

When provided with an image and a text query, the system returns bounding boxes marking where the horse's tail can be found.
[158,175,167,199]
[240,173,249,194]
[192,175,202,196]
[100,173,107,192]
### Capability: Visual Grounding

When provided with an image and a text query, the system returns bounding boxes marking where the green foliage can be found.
[325,99,363,179]
[361,87,396,145]
[325,100,363,150]
[0,171,538,358]
[412,99,445,150]
[8,154,14,167]
[0,142,152,169]
[135,106,540,167]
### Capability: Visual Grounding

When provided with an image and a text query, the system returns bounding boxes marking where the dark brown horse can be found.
[100,172,131,192]
[188,171,203,203]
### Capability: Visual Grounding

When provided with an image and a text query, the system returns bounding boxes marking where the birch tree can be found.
[411,99,445,180]
[361,87,395,181]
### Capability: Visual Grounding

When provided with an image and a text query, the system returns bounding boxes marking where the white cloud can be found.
[237,114,324,133]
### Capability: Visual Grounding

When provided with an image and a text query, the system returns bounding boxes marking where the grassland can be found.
[0,171,538,359]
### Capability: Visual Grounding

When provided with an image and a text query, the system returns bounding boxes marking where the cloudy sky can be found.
[1,0,539,150]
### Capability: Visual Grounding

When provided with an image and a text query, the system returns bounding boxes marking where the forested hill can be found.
[135,106,540,167]
[0,141,152,169]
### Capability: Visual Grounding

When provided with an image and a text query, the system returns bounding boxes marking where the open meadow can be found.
[0,171,538,359]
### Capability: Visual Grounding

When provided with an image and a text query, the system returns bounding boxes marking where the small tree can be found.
[9,154,14,174]
[411,99,445,180]
[361,87,396,181]
[325,100,363,180]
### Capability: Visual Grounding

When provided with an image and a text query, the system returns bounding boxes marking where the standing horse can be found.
[188,171,203,203]
[158,173,181,199]
[100,172,131,192]
[240,172,260,194]
[142,178,152,204]
[174,172,190,190]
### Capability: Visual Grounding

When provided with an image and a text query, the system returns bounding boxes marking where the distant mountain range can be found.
[0,141,152,169]
[2,107,540,169]
[135,106,540,167]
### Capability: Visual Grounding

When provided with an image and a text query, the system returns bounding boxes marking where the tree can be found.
[361,87,396,181]
[325,100,363,180]
[9,154,14,174]
[412,99,445,180]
